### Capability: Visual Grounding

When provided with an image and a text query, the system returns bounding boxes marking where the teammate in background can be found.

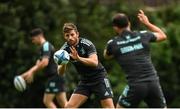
[103,10,167,108]
[21,28,67,108]
[58,23,114,108]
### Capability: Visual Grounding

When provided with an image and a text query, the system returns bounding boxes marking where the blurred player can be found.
[21,28,67,108]
[58,23,114,108]
[104,10,167,108]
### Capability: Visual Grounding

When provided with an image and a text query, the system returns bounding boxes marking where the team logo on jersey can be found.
[45,88,50,92]
[49,82,55,87]
[125,35,131,40]
[53,88,59,92]
[104,91,110,96]
[80,47,85,55]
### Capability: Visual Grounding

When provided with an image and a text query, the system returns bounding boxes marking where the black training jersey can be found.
[60,37,106,82]
[39,41,57,77]
[106,30,159,84]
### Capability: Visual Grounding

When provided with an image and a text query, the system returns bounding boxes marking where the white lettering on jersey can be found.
[120,43,143,54]
[81,38,93,46]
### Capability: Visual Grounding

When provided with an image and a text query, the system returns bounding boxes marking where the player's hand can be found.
[137,10,150,25]
[69,46,80,61]
[21,71,34,83]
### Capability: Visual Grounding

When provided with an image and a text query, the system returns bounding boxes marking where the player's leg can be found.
[65,81,89,108]
[116,85,130,108]
[54,75,67,107]
[56,92,67,108]
[65,93,88,108]
[117,83,147,108]
[101,98,114,108]
[44,75,66,108]
[44,77,56,108]
[144,81,167,108]
[43,93,56,108]
[93,78,114,108]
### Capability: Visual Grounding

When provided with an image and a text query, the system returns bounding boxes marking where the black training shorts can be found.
[45,75,66,93]
[118,80,166,108]
[74,77,113,100]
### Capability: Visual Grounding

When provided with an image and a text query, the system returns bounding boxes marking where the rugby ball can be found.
[14,75,26,92]
[53,49,70,65]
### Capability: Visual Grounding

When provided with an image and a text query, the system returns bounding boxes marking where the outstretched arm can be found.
[21,58,49,83]
[137,9,167,42]
[70,46,98,67]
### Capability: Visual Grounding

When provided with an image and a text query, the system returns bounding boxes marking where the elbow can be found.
[39,64,47,69]
[161,31,167,40]
[92,61,98,67]
[160,34,167,41]
[156,33,167,42]
[40,62,48,68]
[94,61,98,67]
[90,60,98,67]
[163,34,167,40]
[43,62,49,67]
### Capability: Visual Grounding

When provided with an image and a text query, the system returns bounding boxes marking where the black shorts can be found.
[73,78,113,100]
[45,75,66,93]
[118,81,166,108]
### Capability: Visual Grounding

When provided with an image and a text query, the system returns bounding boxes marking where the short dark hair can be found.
[63,23,78,33]
[30,28,44,37]
[112,13,129,28]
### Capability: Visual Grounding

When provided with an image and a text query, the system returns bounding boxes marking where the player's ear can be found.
[77,31,79,37]
[128,22,131,28]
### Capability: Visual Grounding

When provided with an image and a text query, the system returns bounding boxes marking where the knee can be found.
[43,98,48,106]
[101,98,114,108]
[43,97,51,106]
[65,102,76,108]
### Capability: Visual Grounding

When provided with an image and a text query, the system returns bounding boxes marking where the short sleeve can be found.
[140,31,157,42]
[106,39,113,55]
[42,42,51,58]
[81,38,96,56]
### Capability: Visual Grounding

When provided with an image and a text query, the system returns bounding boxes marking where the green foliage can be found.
[0,0,180,108]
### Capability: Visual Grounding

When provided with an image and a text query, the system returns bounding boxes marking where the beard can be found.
[68,39,78,46]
